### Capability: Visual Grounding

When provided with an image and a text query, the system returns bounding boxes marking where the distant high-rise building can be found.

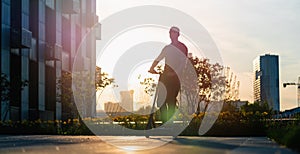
[104,102,127,113]
[253,54,280,111]
[120,90,134,112]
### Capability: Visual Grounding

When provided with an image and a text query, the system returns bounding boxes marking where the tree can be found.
[59,67,114,119]
[241,101,271,113]
[1,73,28,121]
[223,67,240,102]
[241,101,272,120]
[139,65,163,96]
[95,66,115,94]
[139,77,157,97]
[1,73,10,102]
[59,71,78,119]
[181,57,226,115]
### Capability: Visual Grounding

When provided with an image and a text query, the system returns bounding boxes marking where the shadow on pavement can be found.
[172,137,238,150]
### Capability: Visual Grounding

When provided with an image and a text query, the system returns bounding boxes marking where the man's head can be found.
[169,26,180,42]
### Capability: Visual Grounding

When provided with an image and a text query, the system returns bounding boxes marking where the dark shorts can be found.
[156,72,180,106]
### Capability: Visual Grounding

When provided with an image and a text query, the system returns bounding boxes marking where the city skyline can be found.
[96,0,300,111]
[0,1,299,152]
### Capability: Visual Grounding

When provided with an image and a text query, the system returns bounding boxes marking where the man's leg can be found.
[167,102,176,121]
[157,75,168,123]
[166,75,180,121]
[159,103,168,123]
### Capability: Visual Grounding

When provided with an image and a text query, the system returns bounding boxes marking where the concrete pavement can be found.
[0,135,296,154]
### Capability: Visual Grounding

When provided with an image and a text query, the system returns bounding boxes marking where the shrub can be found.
[0,119,93,135]
[284,126,300,150]
[267,120,300,152]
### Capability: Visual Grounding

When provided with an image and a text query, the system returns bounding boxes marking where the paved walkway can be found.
[0,135,296,154]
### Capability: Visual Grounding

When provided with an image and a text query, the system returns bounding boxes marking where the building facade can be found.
[1,0,100,121]
[103,90,135,117]
[120,90,134,112]
[253,54,280,111]
[104,102,128,117]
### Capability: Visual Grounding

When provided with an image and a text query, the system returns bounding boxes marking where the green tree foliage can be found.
[241,101,272,115]
[183,57,226,114]
[139,77,157,96]
[240,101,272,121]
[1,73,28,120]
[1,73,28,102]
[58,67,114,119]
[95,67,115,92]
[59,71,78,119]
[1,73,10,102]
[139,65,163,96]
[221,101,240,112]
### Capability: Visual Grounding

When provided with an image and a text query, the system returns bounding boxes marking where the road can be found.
[0,135,296,154]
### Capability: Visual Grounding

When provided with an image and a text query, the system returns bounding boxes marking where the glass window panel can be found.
[38,41,45,61]
[22,0,29,14]
[45,0,55,9]
[2,3,10,25]
[29,38,37,61]
[1,25,10,49]
[39,1,45,23]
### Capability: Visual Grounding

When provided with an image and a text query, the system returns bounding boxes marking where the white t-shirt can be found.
[155,42,188,75]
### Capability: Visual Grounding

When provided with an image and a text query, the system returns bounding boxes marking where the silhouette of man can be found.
[149,26,188,122]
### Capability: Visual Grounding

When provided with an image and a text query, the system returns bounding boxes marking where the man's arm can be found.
[148,60,159,74]
[148,46,166,74]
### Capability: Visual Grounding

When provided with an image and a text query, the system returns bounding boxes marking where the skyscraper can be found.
[253,54,280,111]
[120,90,134,112]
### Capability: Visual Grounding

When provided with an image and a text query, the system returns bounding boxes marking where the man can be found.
[148,26,188,123]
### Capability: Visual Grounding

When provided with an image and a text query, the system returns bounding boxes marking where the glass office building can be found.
[1,0,99,121]
[253,54,280,111]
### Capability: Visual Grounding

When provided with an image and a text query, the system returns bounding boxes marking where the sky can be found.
[95,0,300,111]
